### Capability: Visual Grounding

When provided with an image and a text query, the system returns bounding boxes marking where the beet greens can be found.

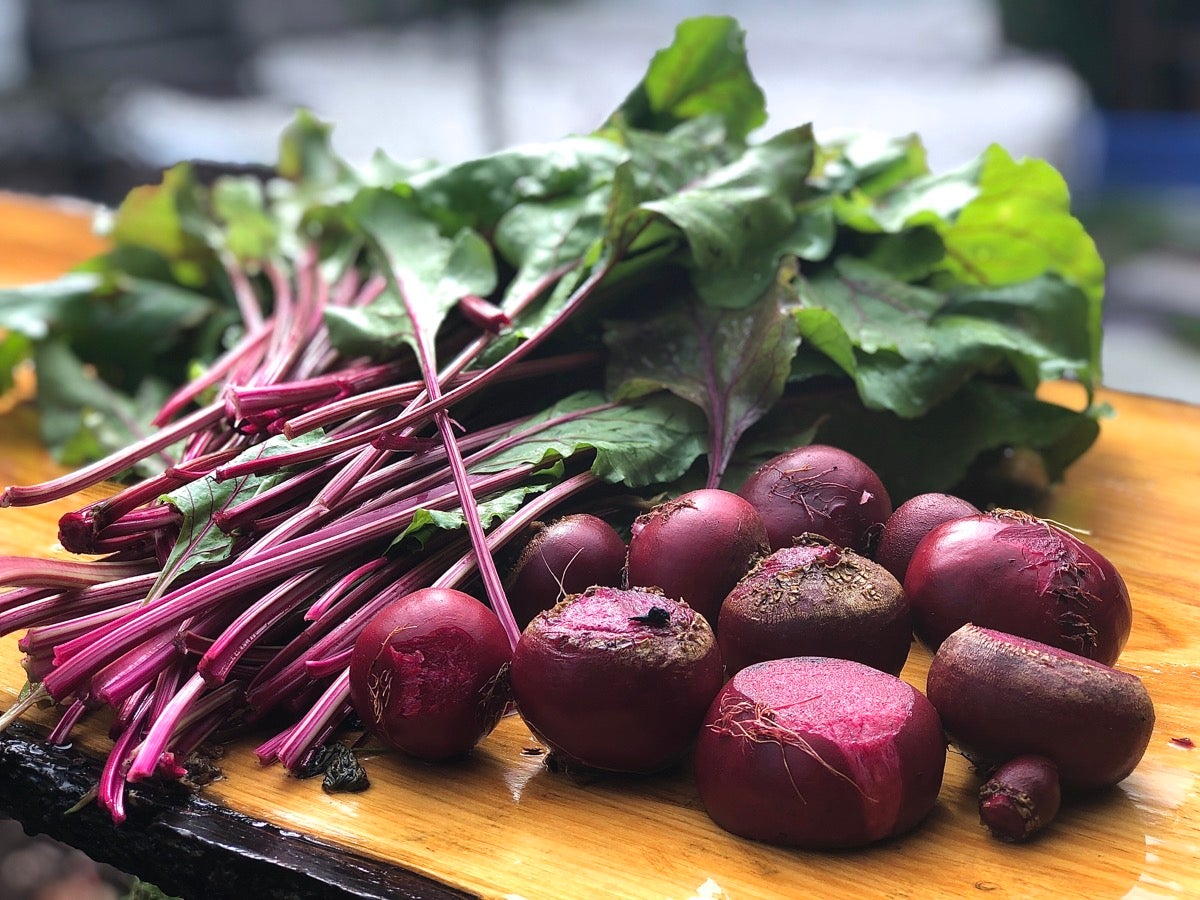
[0,15,1108,821]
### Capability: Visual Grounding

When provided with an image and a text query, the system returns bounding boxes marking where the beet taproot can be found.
[511,586,723,774]
[348,587,512,762]
[875,492,980,583]
[737,444,892,554]
[693,656,946,849]
[716,536,911,676]
[626,489,769,627]
[926,625,1155,793]
[979,755,1062,843]
[905,510,1133,665]
[505,514,626,629]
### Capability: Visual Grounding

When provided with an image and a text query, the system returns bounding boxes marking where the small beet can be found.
[717,536,911,676]
[979,755,1061,843]
[626,489,769,627]
[505,514,626,630]
[737,444,892,554]
[348,587,512,762]
[926,625,1155,793]
[875,492,980,583]
[694,657,946,849]
[511,586,723,774]
[905,510,1133,665]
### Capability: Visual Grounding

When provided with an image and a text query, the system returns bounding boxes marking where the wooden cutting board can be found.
[0,194,1198,899]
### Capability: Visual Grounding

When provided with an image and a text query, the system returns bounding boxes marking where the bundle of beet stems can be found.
[0,16,1109,824]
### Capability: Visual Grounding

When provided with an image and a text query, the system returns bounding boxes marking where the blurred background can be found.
[0,1,1196,896]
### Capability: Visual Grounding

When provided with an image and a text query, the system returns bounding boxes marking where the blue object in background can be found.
[1100,112,1200,188]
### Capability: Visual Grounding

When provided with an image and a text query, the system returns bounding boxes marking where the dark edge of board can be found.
[0,721,476,900]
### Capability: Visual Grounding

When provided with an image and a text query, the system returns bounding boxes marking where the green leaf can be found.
[211,176,280,262]
[108,164,213,282]
[157,430,328,585]
[605,272,799,486]
[472,391,707,488]
[393,482,554,548]
[611,16,767,142]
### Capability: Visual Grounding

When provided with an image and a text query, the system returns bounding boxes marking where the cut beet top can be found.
[511,586,723,775]
[694,656,946,849]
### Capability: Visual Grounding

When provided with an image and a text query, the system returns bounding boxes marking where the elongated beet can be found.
[348,587,512,762]
[505,514,626,629]
[979,755,1061,842]
[875,492,979,583]
[905,510,1133,665]
[737,444,892,554]
[694,657,946,849]
[511,586,723,774]
[926,625,1155,793]
[626,489,769,626]
[717,536,911,676]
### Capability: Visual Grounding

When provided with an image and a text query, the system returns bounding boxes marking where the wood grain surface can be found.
[0,196,1197,899]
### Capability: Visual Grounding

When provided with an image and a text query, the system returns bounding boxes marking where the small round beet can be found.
[905,510,1133,664]
[875,492,980,583]
[926,625,1155,793]
[737,444,892,554]
[694,657,946,849]
[348,587,512,762]
[505,514,626,630]
[626,489,769,626]
[717,537,911,676]
[979,755,1061,843]
[511,586,723,774]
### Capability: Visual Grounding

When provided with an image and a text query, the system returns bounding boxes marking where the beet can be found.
[926,625,1155,793]
[694,657,946,849]
[875,492,980,583]
[716,536,911,676]
[737,444,892,554]
[510,586,723,774]
[979,755,1061,843]
[348,587,512,762]
[626,489,769,626]
[505,514,626,629]
[904,510,1133,665]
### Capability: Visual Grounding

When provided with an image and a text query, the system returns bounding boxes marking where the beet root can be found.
[693,657,946,849]
[716,536,911,676]
[875,492,979,583]
[926,625,1155,793]
[736,444,892,555]
[979,755,1062,843]
[511,586,723,774]
[904,510,1133,665]
[626,489,769,627]
[505,514,626,630]
[348,587,512,762]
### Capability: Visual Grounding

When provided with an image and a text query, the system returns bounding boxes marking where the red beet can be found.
[905,510,1133,665]
[926,625,1155,793]
[979,755,1062,843]
[510,586,723,774]
[717,537,911,676]
[737,444,892,554]
[348,587,511,762]
[875,492,980,583]
[505,514,626,630]
[694,657,946,849]
[626,489,769,626]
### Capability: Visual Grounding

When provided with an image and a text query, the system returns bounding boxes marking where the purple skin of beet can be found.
[979,755,1062,842]
[904,509,1133,665]
[625,489,769,628]
[511,586,724,775]
[693,656,946,849]
[716,537,912,677]
[348,587,512,762]
[926,625,1155,794]
[875,492,980,583]
[505,514,626,630]
[736,444,893,555]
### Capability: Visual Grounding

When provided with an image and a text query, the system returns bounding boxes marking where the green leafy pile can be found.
[0,16,1104,500]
